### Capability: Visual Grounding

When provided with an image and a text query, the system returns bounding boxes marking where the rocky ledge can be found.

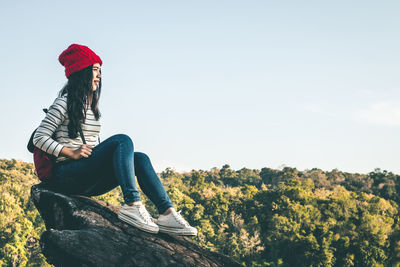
[31,183,241,267]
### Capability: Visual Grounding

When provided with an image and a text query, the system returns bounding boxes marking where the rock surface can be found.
[31,182,242,267]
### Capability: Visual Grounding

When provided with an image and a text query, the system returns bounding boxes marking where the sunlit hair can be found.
[58,64,101,139]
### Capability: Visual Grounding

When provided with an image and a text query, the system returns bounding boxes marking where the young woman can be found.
[33,44,197,235]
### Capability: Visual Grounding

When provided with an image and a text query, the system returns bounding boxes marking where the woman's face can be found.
[92,63,101,91]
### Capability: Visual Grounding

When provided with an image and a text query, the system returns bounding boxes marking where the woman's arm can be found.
[33,96,67,157]
[33,96,94,160]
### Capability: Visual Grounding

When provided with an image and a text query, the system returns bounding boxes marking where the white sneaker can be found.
[156,209,198,236]
[118,203,159,234]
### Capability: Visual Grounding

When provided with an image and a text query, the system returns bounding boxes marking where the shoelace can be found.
[134,204,153,223]
[172,210,190,227]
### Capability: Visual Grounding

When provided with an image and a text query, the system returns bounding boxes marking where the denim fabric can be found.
[52,134,174,214]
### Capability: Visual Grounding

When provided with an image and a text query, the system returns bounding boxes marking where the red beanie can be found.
[59,44,102,78]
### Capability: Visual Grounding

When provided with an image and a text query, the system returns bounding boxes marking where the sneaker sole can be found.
[118,212,159,234]
[157,225,197,236]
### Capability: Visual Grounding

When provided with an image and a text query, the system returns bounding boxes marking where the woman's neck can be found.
[88,93,93,106]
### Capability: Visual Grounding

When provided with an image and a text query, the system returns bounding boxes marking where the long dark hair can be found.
[59,64,101,139]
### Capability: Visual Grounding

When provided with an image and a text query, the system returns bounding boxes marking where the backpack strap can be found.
[79,126,86,144]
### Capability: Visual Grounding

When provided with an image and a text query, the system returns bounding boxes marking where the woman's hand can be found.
[70,144,93,160]
[60,144,94,160]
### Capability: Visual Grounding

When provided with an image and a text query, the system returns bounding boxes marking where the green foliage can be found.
[2,158,400,266]
[0,159,50,266]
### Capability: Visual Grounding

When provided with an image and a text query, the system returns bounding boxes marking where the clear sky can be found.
[1,1,399,174]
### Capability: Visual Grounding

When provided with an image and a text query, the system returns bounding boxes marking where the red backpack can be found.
[27,108,86,181]
[32,145,55,182]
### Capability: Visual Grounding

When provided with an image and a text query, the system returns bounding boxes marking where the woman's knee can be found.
[112,134,133,148]
[134,152,150,163]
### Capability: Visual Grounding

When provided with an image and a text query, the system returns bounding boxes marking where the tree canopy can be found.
[1,159,399,266]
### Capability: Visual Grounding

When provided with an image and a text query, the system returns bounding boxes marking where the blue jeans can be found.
[52,134,174,214]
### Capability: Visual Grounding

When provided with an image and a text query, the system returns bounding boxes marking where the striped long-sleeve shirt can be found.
[33,94,101,163]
